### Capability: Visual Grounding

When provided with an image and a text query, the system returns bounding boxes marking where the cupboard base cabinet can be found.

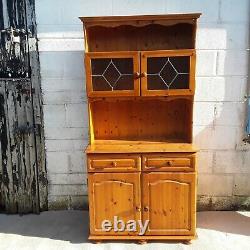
[86,153,197,241]
[80,13,201,242]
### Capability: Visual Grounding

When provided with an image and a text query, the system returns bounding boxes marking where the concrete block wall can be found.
[35,0,250,210]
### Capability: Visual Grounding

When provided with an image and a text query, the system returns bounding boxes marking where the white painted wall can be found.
[35,0,250,209]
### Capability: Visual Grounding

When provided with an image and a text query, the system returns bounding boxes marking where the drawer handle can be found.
[167,160,173,166]
[112,161,117,167]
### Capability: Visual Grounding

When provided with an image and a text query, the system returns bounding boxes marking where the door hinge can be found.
[20,87,35,95]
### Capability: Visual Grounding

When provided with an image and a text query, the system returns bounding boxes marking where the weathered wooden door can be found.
[0,0,47,213]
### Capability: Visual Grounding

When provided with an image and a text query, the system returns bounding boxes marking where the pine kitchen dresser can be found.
[80,13,201,243]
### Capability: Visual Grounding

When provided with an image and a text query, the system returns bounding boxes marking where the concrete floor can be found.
[0,211,249,250]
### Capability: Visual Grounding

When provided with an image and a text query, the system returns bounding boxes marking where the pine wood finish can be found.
[142,173,196,235]
[85,51,140,97]
[88,173,141,235]
[80,13,201,242]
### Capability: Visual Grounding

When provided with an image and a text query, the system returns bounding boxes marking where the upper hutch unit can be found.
[80,13,201,243]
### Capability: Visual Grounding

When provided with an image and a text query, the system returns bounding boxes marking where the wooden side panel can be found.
[88,173,141,235]
[142,172,196,236]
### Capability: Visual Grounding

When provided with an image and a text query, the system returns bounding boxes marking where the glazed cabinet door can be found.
[142,172,196,236]
[141,50,195,96]
[88,173,141,235]
[85,52,140,97]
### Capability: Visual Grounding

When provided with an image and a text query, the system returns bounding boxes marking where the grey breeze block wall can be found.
[35,0,250,210]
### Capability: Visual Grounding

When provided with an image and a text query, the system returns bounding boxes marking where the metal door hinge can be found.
[21,87,35,95]
[14,124,41,136]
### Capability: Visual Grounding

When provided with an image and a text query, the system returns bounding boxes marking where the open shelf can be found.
[85,140,198,153]
[90,98,193,143]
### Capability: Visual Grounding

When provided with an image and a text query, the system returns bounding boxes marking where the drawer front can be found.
[142,153,195,172]
[88,154,141,172]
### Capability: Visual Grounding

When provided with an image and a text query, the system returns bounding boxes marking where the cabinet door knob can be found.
[144,206,149,212]
[141,72,147,77]
[112,161,117,167]
[134,72,140,79]
[136,206,141,212]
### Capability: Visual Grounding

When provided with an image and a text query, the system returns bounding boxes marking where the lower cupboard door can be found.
[142,172,196,236]
[88,173,141,235]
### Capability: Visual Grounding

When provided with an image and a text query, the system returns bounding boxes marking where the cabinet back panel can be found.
[87,24,194,52]
[91,99,192,142]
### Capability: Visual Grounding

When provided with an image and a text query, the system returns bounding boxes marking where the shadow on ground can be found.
[198,211,250,237]
[0,211,249,244]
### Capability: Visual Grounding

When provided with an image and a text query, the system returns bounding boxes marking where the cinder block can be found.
[61,0,113,25]
[214,102,245,127]
[49,184,87,196]
[214,150,250,174]
[217,51,249,76]
[196,50,217,76]
[234,175,250,196]
[37,24,82,39]
[65,103,88,128]
[193,102,216,126]
[45,139,88,152]
[219,0,250,23]
[36,0,113,26]
[112,0,165,15]
[198,174,233,196]
[193,125,240,150]
[194,102,245,127]
[43,105,66,128]
[38,39,84,52]
[47,151,86,174]
[40,51,84,79]
[197,23,249,50]
[48,195,88,210]
[41,78,85,92]
[165,0,220,23]
[197,195,250,211]
[35,0,62,25]
[43,90,86,105]
[195,76,247,102]
[45,127,88,140]
[197,150,214,173]
[49,173,87,185]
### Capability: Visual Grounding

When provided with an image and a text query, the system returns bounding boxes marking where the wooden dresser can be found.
[80,13,201,243]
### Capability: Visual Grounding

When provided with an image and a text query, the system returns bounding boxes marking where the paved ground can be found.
[0,211,249,250]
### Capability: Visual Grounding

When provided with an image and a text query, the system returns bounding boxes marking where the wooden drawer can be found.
[142,153,195,172]
[87,154,141,172]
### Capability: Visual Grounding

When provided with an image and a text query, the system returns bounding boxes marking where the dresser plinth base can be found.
[89,234,197,242]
